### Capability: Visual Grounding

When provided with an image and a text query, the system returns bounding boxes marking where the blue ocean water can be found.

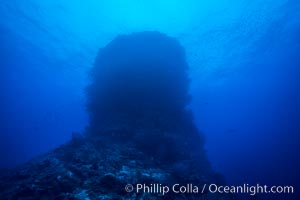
[0,0,299,197]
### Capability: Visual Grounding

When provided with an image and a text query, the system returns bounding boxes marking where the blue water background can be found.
[1,0,299,187]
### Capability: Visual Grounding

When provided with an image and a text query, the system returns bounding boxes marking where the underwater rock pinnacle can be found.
[0,31,235,200]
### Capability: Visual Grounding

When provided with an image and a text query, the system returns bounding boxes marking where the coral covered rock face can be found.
[87,31,190,134]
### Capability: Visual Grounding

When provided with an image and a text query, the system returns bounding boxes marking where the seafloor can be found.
[0,135,235,200]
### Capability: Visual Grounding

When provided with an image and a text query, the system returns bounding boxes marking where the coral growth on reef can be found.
[0,31,234,199]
